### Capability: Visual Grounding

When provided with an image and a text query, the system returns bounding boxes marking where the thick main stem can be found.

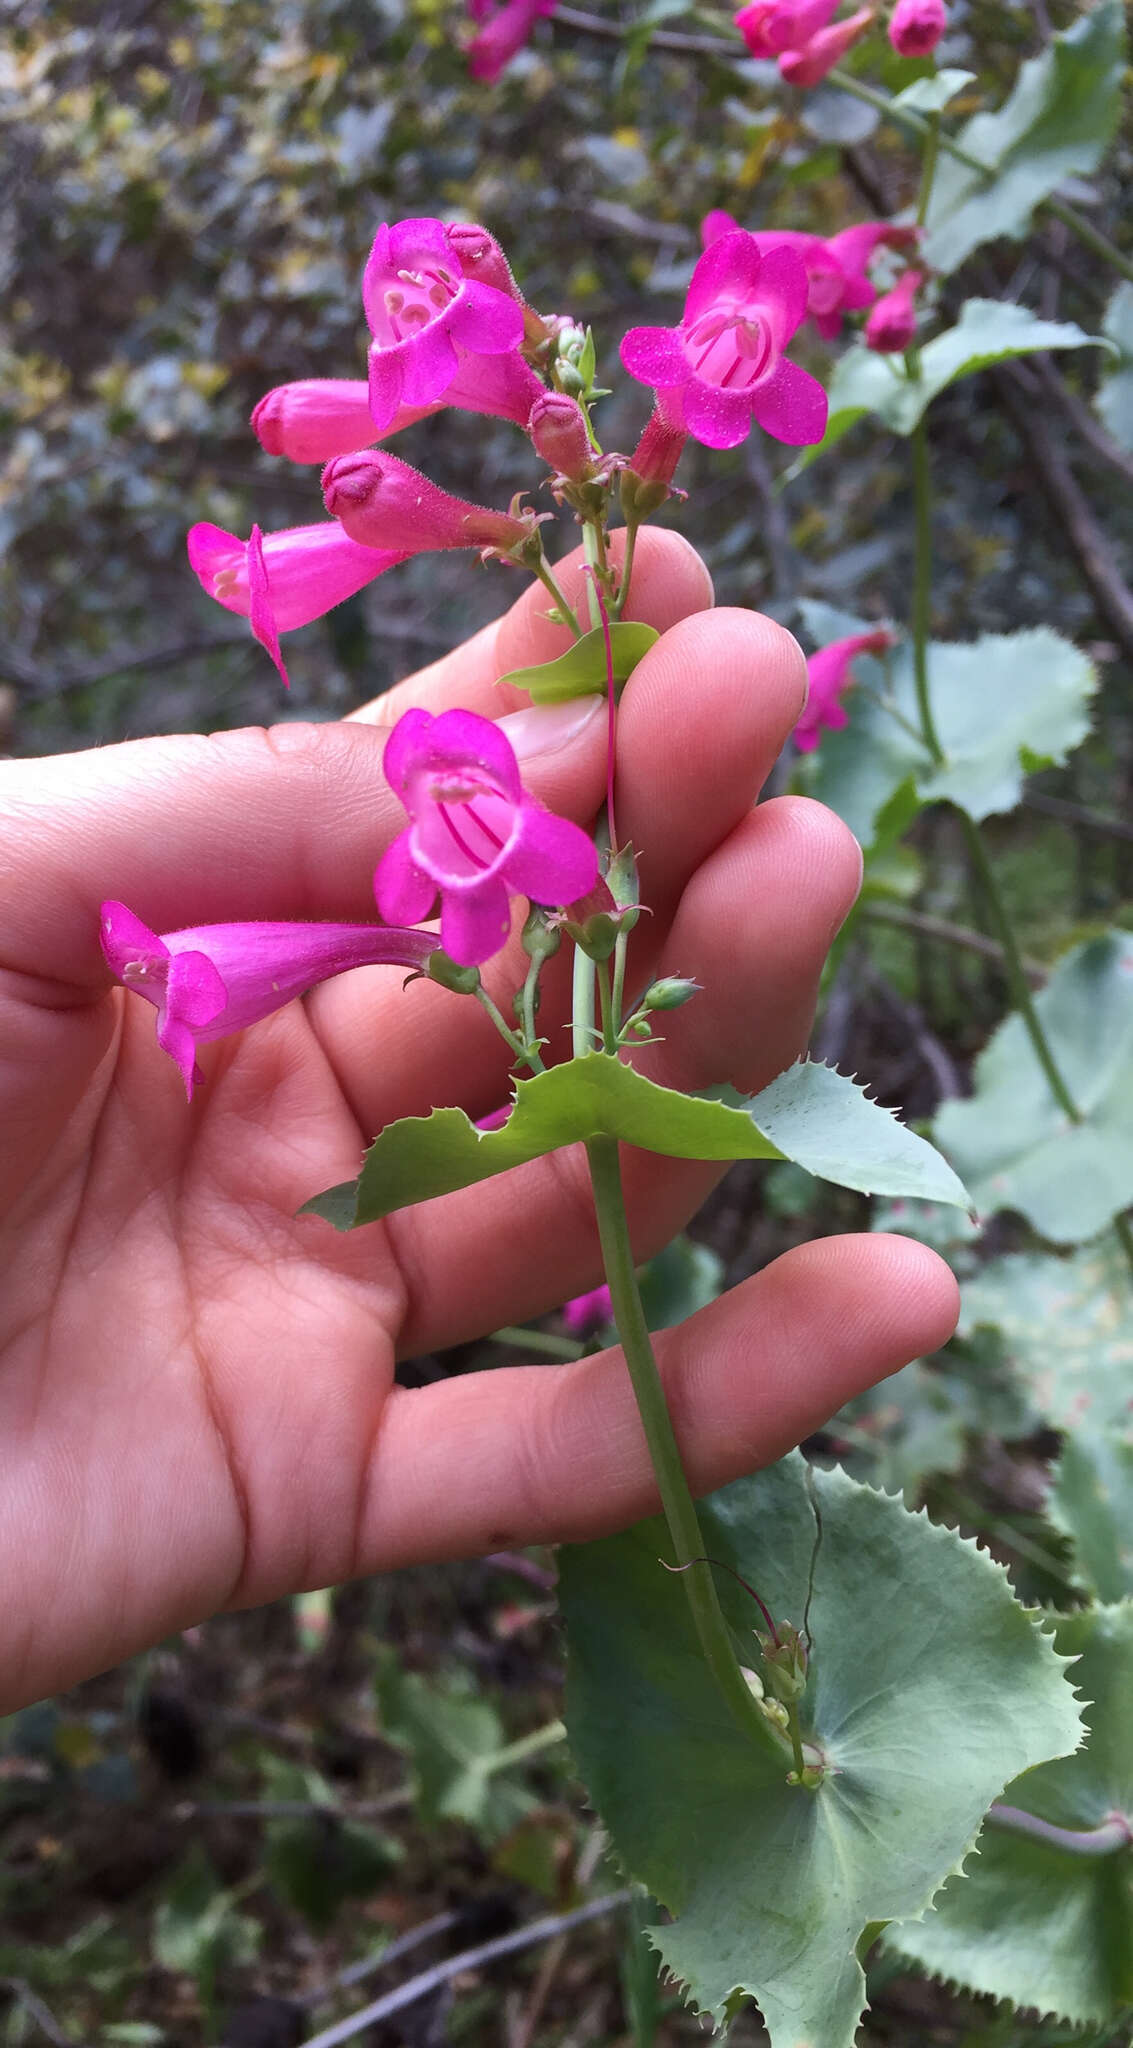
[584,1134,784,1756]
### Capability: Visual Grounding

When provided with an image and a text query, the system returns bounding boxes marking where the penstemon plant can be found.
[98,0,1133,2027]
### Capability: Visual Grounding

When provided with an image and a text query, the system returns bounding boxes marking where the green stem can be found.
[474,985,544,1073]
[491,1325,584,1360]
[584,1133,786,1758]
[916,111,940,230]
[518,954,544,1068]
[1114,1212,1133,1269]
[596,957,617,1052]
[957,810,1079,1122]
[910,420,945,764]
[611,519,638,621]
[484,1718,567,1776]
[987,1803,1131,1857]
[532,555,583,641]
[827,69,1133,286]
[571,930,596,1059]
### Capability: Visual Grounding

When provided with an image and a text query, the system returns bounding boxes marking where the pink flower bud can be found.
[734,0,835,57]
[445,222,523,302]
[527,392,593,480]
[865,269,923,352]
[888,0,946,57]
[322,450,534,556]
[467,0,556,81]
[779,6,874,84]
[793,628,895,751]
[251,380,449,463]
[628,405,688,485]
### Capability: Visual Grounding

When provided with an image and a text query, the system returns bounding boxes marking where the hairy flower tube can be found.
[866,269,924,352]
[323,450,539,558]
[794,629,896,751]
[375,708,598,966]
[363,217,525,432]
[252,352,549,467]
[527,391,594,482]
[466,0,556,80]
[702,214,919,339]
[187,521,407,688]
[889,0,947,56]
[100,903,438,1099]
[620,231,827,450]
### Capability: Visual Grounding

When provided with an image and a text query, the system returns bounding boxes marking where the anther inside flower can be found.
[375,708,598,966]
[363,218,525,432]
[620,232,828,449]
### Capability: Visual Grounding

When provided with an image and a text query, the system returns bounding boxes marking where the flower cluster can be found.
[734,0,874,85]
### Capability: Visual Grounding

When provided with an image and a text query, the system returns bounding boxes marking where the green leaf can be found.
[497,622,659,702]
[636,1234,724,1332]
[886,1605,1133,2026]
[302,1052,970,1228]
[377,1664,535,1838]
[806,301,1109,462]
[934,933,1133,1243]
[1049,1434,1133,1602]
[958,1235,1132,1439]
[923,0,1126,274]
[891,68,975,114]
[265,1814,400,1931]
[559,1455,1081,2047]
[803,613,1096,841]
[1095,281,1133,454]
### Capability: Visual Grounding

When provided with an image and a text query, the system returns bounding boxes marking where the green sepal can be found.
[886,1605,1133,2027]
[498,622,660,702]
[559,1455,1082,2047]
[300,1053,969,1230]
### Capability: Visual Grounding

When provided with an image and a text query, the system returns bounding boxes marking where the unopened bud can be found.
[642,977,701,1012]
[521,905,563,965]
[324,449,533,556]
[527,392,593,482]
[757,1622,808,1704]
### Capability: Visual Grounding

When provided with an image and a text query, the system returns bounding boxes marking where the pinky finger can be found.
[353,1233,960,1568]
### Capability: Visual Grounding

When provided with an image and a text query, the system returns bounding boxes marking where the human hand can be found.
[0,530,958,1710]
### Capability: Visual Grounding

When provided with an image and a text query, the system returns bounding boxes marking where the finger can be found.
[306,607,806,1136]
[386,794,862,1354]
[347,525,715,726]
[352,1235,960,1566]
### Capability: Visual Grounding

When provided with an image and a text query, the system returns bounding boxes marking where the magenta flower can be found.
[375,708,598,966]
[794,629,896,752]
[701,216,920,339]
[620,231,827,450]
[187,521,407,689]
[322,450,540,558]
[363,218,525,433]
[561,1285,614,1336]
[100,902,437,1099]
[734,0,836,56]
[779,7,874,83]
[865,269,923,352]
[889,0,947,57]
[467,0,556,81]
[527,392,594,482]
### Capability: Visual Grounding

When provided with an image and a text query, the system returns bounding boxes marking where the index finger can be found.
[347,525,714,727]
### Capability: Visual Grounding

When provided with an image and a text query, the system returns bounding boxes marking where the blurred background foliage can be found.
[1,0,1131,2042]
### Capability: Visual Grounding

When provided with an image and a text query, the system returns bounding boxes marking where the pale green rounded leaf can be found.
[887,1605,1133,2025]
[892,68,976,115]
[303,1052,969,1227]
[1095,281,1133,454]
[497,621,659,702]
[935,933,1133,1242]
[559,1455,1081,2048]
[924,0,1125,273]
[1049,1434,1133,1602]
[959,1235,1133,1436]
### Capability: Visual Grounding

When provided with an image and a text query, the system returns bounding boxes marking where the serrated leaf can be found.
[959,1236,1132,1436]
[559,1455,1081,2048]
[302,1052,969,1228]
[497,622,659,702]
[923,0,1126,273]
[1049,1434,1133,1602]
[892,68,976,114]
[804,301,1109,463]
[935,932,1133,1243]
[887,1605,1133,2025]
[800,609,1096,841]
[1095,281,1133,454]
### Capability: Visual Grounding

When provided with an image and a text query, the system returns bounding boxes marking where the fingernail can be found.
[499,695,604,759]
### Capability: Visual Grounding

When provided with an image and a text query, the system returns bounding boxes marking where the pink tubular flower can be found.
[527,392,593,481]
[467,0,556,81]
[363,218,525,433]
[701,217,920,339]
[375,708,598,966]
[889,0,946,57]
[252,354,547,467]
[620,231,827,450]
[323,450,539,558]
[562,1285,614,1336]
[865,269,923,352]
[187,521,406,689]
[734,0,836,56]
[794,629,896,751]
[100,902,437,1099]
[779,7,874,84]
